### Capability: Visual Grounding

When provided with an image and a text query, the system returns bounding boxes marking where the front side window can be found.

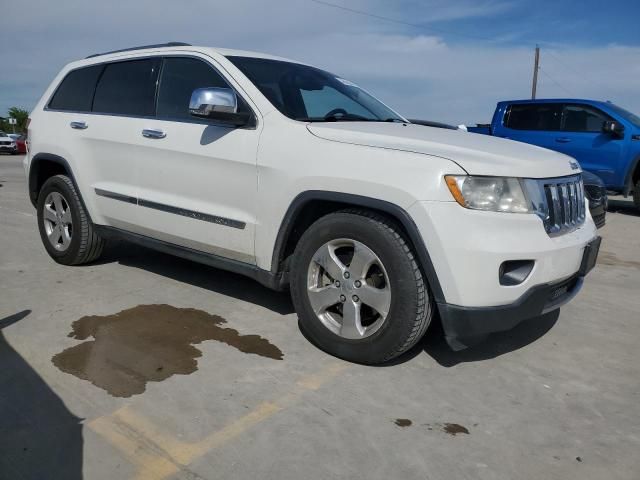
[157,57,229,120]
[504,103,562,131]
[227,56,403,122]
[561,104,611,133]
[48,65,104,112]
[92,59,161,116]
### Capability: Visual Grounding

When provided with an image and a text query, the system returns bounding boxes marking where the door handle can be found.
[70,121,88,130]
[555,137,571,143]
[142,129,166,139]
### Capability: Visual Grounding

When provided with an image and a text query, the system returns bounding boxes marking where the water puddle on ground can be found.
[394,418,412,427]
[52,304,283,398]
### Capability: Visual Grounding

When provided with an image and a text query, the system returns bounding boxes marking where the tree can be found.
[0,107,29,134]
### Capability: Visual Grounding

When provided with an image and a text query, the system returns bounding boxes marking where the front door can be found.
[131,55,260,264]
[553,103,624,185]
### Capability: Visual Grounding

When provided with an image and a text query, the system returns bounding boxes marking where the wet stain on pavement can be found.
[598,251,640,269]
[394,418,412,427]
[442,423,469,436]
[52,304,283,398]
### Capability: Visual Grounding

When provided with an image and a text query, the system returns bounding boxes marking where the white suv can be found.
[25,43,600,364]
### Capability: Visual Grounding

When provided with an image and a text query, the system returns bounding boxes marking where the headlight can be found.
[445,175,531,213]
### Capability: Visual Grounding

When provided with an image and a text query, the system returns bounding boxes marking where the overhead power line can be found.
[309,0,498,42]
[538,67,573,96]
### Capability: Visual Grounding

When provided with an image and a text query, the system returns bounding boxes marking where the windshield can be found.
[0,131,8,137]
[607,103,640,128]
[227,56,404,123]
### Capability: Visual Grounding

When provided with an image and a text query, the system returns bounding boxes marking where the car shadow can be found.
[100,240,295,315]
[420,310,560,367]
[97,240,559,366]
[0,310,84,480]
[607,198,639,218]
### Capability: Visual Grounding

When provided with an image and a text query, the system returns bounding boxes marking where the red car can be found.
[16,135,27,154]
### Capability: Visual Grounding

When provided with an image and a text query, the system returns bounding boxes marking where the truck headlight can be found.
[445,175,531,213]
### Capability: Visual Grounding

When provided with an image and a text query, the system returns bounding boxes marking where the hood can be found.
[307,122,579,178]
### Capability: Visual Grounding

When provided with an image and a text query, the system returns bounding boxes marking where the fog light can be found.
[499,260,534,286]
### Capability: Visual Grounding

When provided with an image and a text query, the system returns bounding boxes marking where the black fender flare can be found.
[28,154,90,221]
[623,154,640,196]
[270,190,446,304]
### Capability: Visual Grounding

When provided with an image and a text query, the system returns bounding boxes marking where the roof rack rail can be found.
[86,42,192,59]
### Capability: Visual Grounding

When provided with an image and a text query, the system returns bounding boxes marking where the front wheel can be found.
[290,210,432,364]
[633,180,640,210]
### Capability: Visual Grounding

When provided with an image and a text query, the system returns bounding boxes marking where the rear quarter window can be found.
[48,65,104,112]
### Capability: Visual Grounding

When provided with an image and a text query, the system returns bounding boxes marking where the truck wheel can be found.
[290,210,432,364]
[37,174,104,265]
[634,180,640,210]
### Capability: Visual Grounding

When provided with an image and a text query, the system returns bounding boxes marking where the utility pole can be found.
[531,45,540,99]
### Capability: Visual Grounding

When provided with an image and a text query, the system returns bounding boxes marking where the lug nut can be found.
[335,281,341,287]
[352,295,359,302]
[340,295,346,302]
[343,271,350,279]
[354,280,361,288]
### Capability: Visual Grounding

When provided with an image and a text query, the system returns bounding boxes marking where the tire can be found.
[633,180,640,210]
[36,174,104,265]
[290,210,432,364]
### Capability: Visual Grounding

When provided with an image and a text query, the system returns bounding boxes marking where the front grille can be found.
[0,141,11,145]
[541,176,585,235]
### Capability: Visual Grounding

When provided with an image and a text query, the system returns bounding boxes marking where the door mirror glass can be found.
[189,87,250,126]
[602,120,625,138]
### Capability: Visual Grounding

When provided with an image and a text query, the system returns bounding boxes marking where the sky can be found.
[1,0,639,124]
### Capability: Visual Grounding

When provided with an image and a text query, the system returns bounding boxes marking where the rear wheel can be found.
[290,210,432,364]
[37,175,104,265]
[633,179,640,210]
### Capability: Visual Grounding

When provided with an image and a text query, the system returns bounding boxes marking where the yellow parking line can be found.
[88,361,348,480]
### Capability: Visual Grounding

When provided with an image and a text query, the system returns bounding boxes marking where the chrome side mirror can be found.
[189,87,251,126]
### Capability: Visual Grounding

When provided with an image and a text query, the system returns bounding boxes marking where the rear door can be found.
[554,103,624,184]
[498,103,563,152]
[130,55,260,264]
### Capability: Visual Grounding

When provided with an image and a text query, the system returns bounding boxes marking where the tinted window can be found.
[48,65,104,112]
[157,57,230,120]
[93,59,160,116]
[562,104,611,132]
[505,104,561,131]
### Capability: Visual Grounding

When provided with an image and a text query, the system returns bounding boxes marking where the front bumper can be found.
[439,273,583,350]
[0,144,17,153]
[408,201,599,349]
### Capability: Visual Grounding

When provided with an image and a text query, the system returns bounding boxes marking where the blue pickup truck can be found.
[468,99,640,208]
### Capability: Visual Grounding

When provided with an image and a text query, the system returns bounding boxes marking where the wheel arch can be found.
[28,153,78,207]
[271,191,445,303]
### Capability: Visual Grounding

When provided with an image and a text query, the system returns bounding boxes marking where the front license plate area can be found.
[579,236,601,276]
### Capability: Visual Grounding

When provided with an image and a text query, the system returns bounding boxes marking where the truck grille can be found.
[541,176,585,235]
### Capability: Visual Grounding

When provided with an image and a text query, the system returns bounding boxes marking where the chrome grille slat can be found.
[538,175,585,236]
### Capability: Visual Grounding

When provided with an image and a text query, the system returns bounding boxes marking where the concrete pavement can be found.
[1,154,639,480]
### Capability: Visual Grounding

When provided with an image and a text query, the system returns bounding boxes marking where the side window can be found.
[504,104,562,131]
[562,104,611,133]
[93,59,160,116]
[48,65,104,112]
[157,57,248,120]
